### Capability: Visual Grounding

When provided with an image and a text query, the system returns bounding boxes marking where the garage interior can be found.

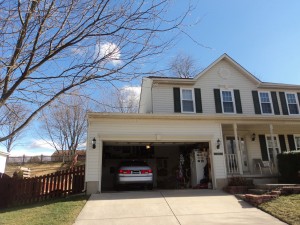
[101,142,212,191]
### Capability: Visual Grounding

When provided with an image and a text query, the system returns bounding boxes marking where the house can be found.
[86,54,300,194]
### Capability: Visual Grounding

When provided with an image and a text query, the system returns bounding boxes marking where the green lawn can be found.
[259,194,300,225]
[0,195,89,225]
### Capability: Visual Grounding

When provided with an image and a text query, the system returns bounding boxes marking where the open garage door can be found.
[101,142,212,191]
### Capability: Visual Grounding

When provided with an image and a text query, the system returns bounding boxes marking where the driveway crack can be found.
[160,191,182,225]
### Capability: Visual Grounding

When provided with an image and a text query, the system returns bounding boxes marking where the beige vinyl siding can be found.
[152,84,176,113]
[139,78,153,113]
[86,117,227,183]
[151,59,259,114]
[195,59,257,115]
[85,150,100,181]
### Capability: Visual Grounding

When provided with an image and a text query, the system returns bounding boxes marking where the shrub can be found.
[277,152,300,183]
[227,176,249,186]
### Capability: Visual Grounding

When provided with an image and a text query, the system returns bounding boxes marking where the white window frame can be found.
[180,88,195,113]
[259,91,273,115]
[285,92,300,115]
[265,134,281,162]
[221,89,236,114]
[293,134,300,151]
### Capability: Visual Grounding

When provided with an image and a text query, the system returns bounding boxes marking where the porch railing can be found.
[225,154,239,174]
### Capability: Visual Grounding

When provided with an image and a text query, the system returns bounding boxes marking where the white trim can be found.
[265,134,281,161]
[293,134,300,151]
[180,88,196,113]
[285,92,300,115]
[220,89,236,114]
[258,91,274,115]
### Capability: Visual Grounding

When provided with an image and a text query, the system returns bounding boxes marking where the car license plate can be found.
[132,171,139,174]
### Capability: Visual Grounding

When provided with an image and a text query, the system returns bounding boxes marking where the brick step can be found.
[248,189,268,195]
[255,183,297,191]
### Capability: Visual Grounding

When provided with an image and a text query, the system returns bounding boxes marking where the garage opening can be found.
[101,142,212,191]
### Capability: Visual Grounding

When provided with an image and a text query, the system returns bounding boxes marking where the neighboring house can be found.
[86,54,300,194]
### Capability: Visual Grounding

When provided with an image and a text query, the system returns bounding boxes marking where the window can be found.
[294,136,300,150]
[286,93,299,114]
[259,92,273,114]
[266,135,280,162]
[181,89,195,113]
[221,90,235,113]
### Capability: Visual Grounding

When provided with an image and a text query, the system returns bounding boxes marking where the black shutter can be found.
[194,88,202,113]
[278,135,287,152]
[287,134,296,151]
[173,87,181,113]
[271,92,280,115]
[252,91,261,114]
[259,135,269,161]
[234,90,243,114]
[279,92,289,115]
[297,93,300,109]
[214,89,222,113]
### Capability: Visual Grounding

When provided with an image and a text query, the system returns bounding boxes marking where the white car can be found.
[115,161,153,190]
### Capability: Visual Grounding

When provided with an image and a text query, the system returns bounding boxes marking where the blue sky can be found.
[2,0,300,156]
[161,0,300,84]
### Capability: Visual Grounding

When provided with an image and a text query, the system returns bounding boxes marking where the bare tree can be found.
[40,94,87,157]
[170,53,197,78]
[0,104,28,152]
[111,86,140,113]
[96,85,140,113]
[0,0,190,142]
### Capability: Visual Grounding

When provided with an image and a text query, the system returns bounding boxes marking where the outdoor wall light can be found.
[252,133,256,141]
[146,144,151,150]
[92,137,96,149]
[216,139,221,149]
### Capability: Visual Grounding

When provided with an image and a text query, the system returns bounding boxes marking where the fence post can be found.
[41,154,43,163]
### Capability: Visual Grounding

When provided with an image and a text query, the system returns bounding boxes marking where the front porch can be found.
[221,122,300,178]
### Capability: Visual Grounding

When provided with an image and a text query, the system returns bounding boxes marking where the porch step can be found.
[255,183,298,191]
[252,177,278,185]
[248,189,268,195]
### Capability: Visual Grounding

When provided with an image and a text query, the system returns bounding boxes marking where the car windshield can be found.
[120,161,148,167]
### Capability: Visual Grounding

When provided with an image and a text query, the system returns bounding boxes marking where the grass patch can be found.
[0,195,89,225]
[259,194,300,225]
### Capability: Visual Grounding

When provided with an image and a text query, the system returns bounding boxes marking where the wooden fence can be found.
[0,165,85,209]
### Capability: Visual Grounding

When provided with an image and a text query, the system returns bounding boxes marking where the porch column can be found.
[269,124,277,169]
[233,123,243,175]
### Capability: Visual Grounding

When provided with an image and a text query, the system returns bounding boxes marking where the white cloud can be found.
[0,139,56,156]
[122,86,141,96]
[29,139,54,150]
[95,42,122,66]
[8,148,55,156]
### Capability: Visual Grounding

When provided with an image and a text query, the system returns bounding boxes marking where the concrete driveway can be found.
[74,189,286,225]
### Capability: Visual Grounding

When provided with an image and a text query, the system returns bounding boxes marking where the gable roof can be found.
[194,53,261,84]
[146,53,300,89]
[147,53,262,85]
